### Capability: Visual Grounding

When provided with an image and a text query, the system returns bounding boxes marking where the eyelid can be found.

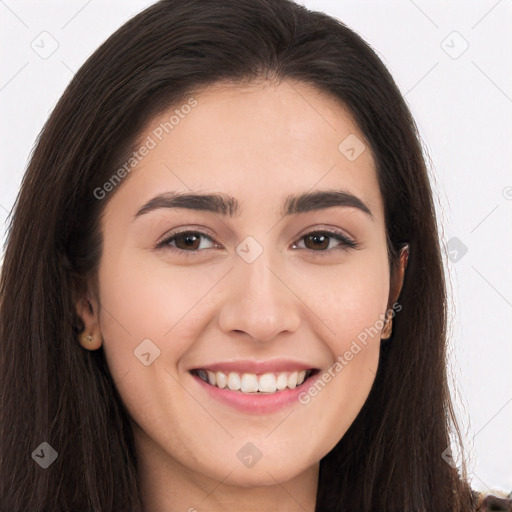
[292,229,357,252]
[294,224,356,245]
[155,226,358,254]
[155,226,217,247]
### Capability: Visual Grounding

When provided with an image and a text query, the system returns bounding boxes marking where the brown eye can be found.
[157,231,217,253]
[173,232,202,250]
[292,230,357,254]
[303,233,330,250]
[156,228,357,256]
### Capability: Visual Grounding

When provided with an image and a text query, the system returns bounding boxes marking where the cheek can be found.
[95,246,224,377]
[293,250,390,346]
[293,262,388,447]
[97,236,390,385]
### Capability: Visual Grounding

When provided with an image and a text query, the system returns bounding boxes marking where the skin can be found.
[77,79,405,512]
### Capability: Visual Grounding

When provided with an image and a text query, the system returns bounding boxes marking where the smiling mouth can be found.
[189,368,320,394]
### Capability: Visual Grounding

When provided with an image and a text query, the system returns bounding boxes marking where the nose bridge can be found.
[218,238,301,342]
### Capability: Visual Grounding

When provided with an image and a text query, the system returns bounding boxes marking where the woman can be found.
[1,0,510,510]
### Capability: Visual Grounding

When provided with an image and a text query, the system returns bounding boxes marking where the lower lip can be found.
[190,372,318,414]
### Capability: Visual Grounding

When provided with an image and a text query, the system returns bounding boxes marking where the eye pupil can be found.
[177,233,200,250]
[160,229,354,255]
[305,233,329,250]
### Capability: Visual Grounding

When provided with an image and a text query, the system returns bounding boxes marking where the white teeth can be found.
[276,373,288,390]
[288,371,298,389]
[228,372,241,391]
[206,370,216,386]
[216,371,227,389]
[258,373,276,393]
[197,369,312,393]
[240,373,259,393]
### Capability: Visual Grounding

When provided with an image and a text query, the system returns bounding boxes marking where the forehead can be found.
[105,79,384,223]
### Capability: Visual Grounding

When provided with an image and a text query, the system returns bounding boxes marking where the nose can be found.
[217,248,302,343]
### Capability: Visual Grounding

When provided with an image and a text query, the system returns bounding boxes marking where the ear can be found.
[381,244,409,339]
[76,292,103,351]
[388,244,409,307]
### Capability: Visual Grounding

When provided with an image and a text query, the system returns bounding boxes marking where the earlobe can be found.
[79,331,102,350]
[76,296,103,350]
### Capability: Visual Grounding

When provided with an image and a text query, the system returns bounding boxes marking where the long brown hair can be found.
[0,0,476,510]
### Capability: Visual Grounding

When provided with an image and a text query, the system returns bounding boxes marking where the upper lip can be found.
[189,359,320,374]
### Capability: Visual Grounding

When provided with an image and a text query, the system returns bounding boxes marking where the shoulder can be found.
[472,488,512,511]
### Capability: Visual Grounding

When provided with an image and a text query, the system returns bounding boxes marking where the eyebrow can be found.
[133,189,374,221]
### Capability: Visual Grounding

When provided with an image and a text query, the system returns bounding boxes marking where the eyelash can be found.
[156,228,358,257]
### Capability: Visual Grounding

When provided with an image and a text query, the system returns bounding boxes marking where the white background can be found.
[1,0,511,494]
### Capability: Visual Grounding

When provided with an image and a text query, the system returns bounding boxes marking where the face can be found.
[80,80,397,487]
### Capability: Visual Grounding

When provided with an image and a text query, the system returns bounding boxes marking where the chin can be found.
[205,451,317,488]
[222,466,299,488]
